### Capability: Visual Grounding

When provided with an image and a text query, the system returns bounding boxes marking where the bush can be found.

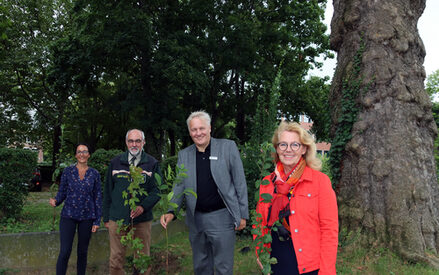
[319,153,332,181]
[88,148,123,186]
[240,143,274,212]
[0,148,37,219]
[160,155,178,173]
[159,155,178,194]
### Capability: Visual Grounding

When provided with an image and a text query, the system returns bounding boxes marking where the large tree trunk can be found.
[330,0,439,267]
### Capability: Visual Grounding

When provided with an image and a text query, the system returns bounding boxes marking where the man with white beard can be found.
[103,129,162,275]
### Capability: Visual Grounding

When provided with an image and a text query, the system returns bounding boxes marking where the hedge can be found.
[0,148,37,219]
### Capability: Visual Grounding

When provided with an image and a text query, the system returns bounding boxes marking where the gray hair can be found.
[186,111,211,131]
[125,129,145,141]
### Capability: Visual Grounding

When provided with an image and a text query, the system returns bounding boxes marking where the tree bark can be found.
[330,0,439,267]
[52,124,62,171]
[235,76,245,143]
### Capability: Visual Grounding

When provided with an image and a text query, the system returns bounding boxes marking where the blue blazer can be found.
[171,138,248,230]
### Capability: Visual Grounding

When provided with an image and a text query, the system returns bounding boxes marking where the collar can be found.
[196,141,211,154]
[123,150,145,164]
[298,166,313,183]
[129,152,141,161]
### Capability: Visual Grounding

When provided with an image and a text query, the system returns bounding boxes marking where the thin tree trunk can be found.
[236,76,245,142]
[330,0,439,267]
[169,129,176,156]
[51,124,62,171]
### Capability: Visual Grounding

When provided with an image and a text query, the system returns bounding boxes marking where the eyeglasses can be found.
[76,150,89,155]
[277,142,302,151]
[127,139,143,144]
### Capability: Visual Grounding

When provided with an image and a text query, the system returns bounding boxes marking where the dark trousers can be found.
[271,230,319,275]
[56,217,93,275]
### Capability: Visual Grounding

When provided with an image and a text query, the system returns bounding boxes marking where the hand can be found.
[235,218,246,231]
[104,222,109,229]
[91,225,99,232]
[160,213,175,229]
[49,198,56,207]
[130,206,144,219]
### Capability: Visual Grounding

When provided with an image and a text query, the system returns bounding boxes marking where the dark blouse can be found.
[55,165,102,226]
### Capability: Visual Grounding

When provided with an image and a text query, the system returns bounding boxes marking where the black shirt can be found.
[195,142,226,212]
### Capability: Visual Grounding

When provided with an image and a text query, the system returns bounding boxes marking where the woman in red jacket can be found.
[255,121,338,275]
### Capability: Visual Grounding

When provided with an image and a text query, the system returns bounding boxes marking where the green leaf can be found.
[184,188,197,199]
[261,193,273,202]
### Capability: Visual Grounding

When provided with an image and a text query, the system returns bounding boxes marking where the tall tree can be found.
[182,0,331,142]
[329,0,439,267]
[1,0,73,168]
[1,0,332,162]
[66,0,331,156]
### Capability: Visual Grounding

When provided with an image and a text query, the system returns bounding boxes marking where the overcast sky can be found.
[310,1,439,79]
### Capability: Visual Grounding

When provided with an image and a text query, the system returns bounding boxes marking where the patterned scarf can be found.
[267,157,306,227]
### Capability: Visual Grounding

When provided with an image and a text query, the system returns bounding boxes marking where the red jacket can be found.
[255,166,338,275]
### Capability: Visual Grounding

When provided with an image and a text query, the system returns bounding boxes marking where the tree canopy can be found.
[0,0,332,163]
[426,69,439,100]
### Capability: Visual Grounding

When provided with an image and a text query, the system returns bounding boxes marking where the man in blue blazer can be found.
[160,111,248,275]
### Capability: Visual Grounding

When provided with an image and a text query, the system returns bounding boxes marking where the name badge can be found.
[209,156,218,160]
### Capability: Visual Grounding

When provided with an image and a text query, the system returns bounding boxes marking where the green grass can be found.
[0,192,61,233]
[2,192,439,274]
[336,244,439,275]
[151,232,259,275]
[153,231,439,275]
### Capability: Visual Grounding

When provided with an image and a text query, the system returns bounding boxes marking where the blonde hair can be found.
[271,121,322,171]
[186,111,211,131]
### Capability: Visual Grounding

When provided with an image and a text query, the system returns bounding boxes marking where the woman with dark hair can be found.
[49,143,102,275]
[254,122,338,275]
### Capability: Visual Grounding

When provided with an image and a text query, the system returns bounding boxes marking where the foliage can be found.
[154,164,196,274]
[160,156,178,182]
[241,65,280,212]
[153,230,439,275]
[240,60,280,273]
[0,192,61,233]
[5,193,439,274]
[0,0,331,161]
[155,164,195,220]
[50,125,75,184]
[249,142,277,274]
[319,153,332,181]
[117,165,151,273]
[0,148,37,219]
[427,70,439,179]
[241,142,275,215]
[122,166,148,210]
[88,148,123,186]
[425,69,439,101]
[328,40,372,186]
[0,0,76,167]
[0,268,19,275]
[298,76,332,141]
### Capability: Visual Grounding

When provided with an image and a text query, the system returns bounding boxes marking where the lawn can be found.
[1,192,439,274]
[0,191,61,233]
[151,231,259,275]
